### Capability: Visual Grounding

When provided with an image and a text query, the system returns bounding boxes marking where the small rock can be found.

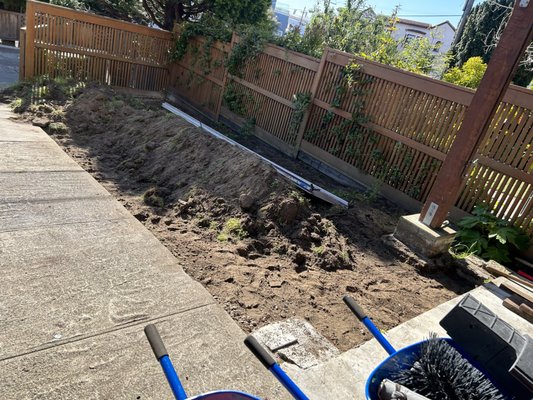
[292,251,306,266]
[239,193,254,210]
[279,199,300,224]
[151,216,161,224]
[236,245,249,257]
[32,118,49,128]
[134,211,148,222]
[145,141,158,151]
[310,232,322,242]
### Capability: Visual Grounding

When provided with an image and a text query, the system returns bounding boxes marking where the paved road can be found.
[0,105,286,399]
[0,45,19,89]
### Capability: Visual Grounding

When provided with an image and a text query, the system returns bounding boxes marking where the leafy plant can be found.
[217,217,247,241]
[443,56,487,89]
[240,117,256,137]
[450,204,530,264]
[288,92,312,136]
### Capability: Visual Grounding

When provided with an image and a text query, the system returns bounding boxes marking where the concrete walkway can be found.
[0,105,285,399]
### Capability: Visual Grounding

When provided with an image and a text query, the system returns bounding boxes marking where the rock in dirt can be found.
[133,211,149,222]
[279,199,299,224]
[239,193,254,210]
[292,250,307,266]
[32,118,50,128]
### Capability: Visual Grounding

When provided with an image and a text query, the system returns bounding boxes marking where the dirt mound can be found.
[59,87,357,272]
[5,83,472,351]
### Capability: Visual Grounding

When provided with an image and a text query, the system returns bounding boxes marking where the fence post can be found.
[19,27,26,80]
[419,1,533,228]
[292,48,328,159]
[24,0,35,79]
[215,32,236,121]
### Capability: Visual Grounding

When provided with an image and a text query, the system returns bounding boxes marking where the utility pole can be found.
[419,0,533,229]
[452,0,475,47]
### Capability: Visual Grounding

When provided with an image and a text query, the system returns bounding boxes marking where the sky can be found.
[276,0,484,28]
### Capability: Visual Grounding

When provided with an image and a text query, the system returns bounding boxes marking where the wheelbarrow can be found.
[144,324,309,400]
[342,296,512,400]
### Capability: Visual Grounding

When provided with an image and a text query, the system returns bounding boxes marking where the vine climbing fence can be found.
[20,1,533,235]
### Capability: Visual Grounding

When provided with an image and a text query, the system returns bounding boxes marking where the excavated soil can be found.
[2,84,472,351]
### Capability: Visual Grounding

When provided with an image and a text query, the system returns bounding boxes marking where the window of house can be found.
[404,33,418,44]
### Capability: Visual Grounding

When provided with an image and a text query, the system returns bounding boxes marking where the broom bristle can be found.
[391,334,507,400]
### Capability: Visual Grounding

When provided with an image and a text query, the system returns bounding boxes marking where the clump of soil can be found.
[2,84,473,351]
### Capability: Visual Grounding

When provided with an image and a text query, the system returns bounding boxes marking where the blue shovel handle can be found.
[343,296,396,355]
[244,336,310,400]
[145,324,188,400]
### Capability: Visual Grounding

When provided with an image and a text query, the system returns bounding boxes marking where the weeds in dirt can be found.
[217,217,248,242]
[10,98,23,111]
[290,190,309,207]
[142,188,165,208]
[2,76,84,113]
[48,122,68,133]
[312,245,325,255]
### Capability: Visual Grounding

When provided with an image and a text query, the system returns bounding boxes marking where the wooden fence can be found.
[22,1,172,91]
[0,9,25,41]
[16,3,533,235]
[168,39,533,235]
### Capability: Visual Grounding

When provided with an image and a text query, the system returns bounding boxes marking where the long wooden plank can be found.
[475,155,533,185]
[312,98,447,161]
[324,48,532,109]
[230,76,295,109]
[34,42,168,69]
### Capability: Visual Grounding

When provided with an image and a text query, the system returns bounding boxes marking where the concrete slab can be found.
[0,305,286,399]
[0,218,210,359]
[0,116,54,141]
[0,197,131,232]
[253,318,339,369]
[0,171,110,202]
[287,280,533,400]
[0,141,83,172]
[393,213,456,257]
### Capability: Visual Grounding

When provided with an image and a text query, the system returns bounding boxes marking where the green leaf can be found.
[482,245,511,264]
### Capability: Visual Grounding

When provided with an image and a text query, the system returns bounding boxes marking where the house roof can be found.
[435,20,457,31]
[397,18,456,32]
[397,18,431,29]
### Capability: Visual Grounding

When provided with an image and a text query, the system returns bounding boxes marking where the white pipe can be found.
[162,102,349,208]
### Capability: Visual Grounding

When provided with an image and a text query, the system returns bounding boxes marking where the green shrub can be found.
[450,204,530,264]
[443,57,487,89]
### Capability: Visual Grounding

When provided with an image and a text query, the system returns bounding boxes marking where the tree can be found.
[450,0,532,87]
[49,0,149,24]
[443,56,488,88]
[142,0,271,31]
[0,0,25,12]
[276,2,440,76]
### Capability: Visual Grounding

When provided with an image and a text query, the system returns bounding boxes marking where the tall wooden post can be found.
[419,0,533,228]
[24,0,36,79]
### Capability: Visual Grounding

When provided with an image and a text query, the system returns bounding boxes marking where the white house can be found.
[392,18,456,55]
